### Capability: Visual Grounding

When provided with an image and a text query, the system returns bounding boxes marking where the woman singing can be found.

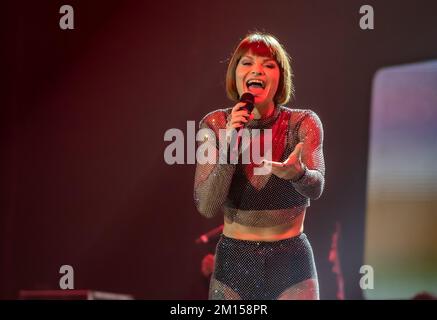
[194,32,325,300]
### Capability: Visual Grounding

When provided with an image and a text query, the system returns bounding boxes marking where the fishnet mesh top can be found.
[194,106,325,228]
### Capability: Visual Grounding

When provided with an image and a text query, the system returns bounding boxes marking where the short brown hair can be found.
[225,32,294,105]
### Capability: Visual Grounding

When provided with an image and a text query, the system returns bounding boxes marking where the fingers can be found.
[229,114,248,129]
[231,102,247,113]
[229,102,251,129]
[282,142,304,165]
[292,142,304,157]
[261,160,289,178]
[231,114,249,123]
[233,110,250,117]
[263,142,305,169]
[262,159,288,168]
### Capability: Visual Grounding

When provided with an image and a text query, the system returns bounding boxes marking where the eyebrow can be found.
[241,56,277,63]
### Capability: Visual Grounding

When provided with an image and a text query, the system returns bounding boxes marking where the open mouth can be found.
[246,79,265,89]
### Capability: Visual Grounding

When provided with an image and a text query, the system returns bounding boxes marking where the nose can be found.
[251,64,264,76]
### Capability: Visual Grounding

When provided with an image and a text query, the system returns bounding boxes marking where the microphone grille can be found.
[240,92,254,104]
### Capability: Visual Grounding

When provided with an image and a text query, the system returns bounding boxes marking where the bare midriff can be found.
[222,208,306,242]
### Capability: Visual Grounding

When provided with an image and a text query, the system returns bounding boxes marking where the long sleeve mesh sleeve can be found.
[291,111,325,200]
[194,111,236,218]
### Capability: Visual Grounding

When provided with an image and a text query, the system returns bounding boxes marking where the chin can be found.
[254,98,268,106]
[253,95,264,102]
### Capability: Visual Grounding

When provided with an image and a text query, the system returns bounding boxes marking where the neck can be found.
[253,101,275,119]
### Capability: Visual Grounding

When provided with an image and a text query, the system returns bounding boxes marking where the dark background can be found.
[1,0,436,299]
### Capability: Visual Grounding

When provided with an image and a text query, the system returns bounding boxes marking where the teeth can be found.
[246,79,265,88]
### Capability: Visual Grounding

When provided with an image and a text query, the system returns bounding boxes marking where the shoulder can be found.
[199,107,232,129]
[280,106,323,139]
[279,106,322,125]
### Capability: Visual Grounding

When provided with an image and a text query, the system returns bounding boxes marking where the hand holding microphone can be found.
[227,92,255,130]
[226,93,255,162]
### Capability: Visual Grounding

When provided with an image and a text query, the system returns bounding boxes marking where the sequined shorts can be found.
[210,233,318,300]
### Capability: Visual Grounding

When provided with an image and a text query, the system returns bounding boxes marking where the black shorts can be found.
[210,233,318,300]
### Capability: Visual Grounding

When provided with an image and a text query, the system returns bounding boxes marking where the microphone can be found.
[195,225,224,244]
[229,92,254,162]
[238,92,255,122]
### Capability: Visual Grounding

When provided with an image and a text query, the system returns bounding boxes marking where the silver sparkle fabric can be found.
[194,105,325,299]
[194,106,325,227]
[210,233,319,300]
